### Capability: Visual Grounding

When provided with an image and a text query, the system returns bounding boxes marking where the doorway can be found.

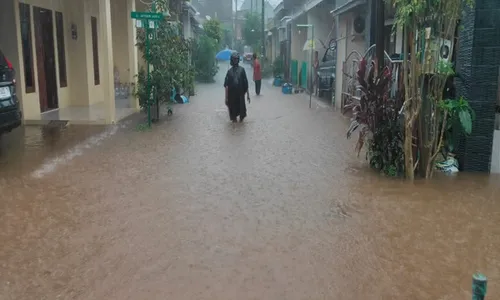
[33,6,59,112]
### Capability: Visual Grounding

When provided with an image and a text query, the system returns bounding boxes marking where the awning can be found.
[303,0,324,14]
[330,0,366,16]
[183,1,199,16]
[287,0,327,22]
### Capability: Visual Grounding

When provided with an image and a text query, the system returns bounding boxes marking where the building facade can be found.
[456,0,500,173]
[0,0,196,125]
[0,0,146,124]
[239,0,275,21]
[191,0,233,25]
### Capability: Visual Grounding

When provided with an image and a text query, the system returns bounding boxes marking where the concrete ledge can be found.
[24,119,108,126]
[23,108,138,126]
[491,130,500,173]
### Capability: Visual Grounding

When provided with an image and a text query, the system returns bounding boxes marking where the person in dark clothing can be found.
[224,52,250,122]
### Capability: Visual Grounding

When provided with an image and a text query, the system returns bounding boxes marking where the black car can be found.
[317,39,337,98]
[0,50,22,135]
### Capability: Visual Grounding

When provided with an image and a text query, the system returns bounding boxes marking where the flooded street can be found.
[1,68,500,299]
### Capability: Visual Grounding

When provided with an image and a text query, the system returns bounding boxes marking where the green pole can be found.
[145,1,157,128]
[146,24,151,127]
[309,25,314,108]
[261,0,265,58]
[152,1,159,122]
[472,273,487,300]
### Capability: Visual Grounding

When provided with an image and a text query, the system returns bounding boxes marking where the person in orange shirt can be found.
[252,53,262,96]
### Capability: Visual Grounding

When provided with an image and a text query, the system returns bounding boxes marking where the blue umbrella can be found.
[215,49,235,61]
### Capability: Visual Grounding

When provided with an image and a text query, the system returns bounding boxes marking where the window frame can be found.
[91,16,100,85]
[19,3,36,93]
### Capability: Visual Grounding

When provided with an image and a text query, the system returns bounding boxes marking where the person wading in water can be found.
[252,53,262,96]
[224,52,250,123]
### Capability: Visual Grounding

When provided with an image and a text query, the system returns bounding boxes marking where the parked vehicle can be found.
[0,50,22,135]
[317,39,337,98]
[243,52,253,64]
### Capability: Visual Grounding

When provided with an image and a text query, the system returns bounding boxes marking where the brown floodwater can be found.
[1,74,499,299]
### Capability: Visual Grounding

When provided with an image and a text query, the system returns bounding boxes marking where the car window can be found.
[0,50,7,68]
[323,48,334,62]
[322,40,337,62]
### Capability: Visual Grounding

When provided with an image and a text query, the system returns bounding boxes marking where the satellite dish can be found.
[440,43,450,59]
[353,16,365,34]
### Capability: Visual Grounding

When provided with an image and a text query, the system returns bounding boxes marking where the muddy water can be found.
[1,78,500,299]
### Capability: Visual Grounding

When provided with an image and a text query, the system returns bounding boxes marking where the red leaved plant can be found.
[345,59,393,156]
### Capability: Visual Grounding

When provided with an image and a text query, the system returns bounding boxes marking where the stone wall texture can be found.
[456,0,500,172]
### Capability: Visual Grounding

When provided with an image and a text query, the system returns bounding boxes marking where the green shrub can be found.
[192,34,219,82]
[133,0,194,111]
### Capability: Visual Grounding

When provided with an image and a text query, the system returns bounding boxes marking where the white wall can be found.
[491,130,500,173]
[136,0,148,72]
[1,0,87,119]
[307,3,334,61]
[290,14,307,63]
[334,10,367,110]
[183,13,192,38]
[1,0,136,123]
[395,25,403,54]
[111,0,130,84]
[492,71,500,173]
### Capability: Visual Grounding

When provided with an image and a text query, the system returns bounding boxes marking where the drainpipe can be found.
[375,0,385,72]
[233,0,237,48]
[261,0,265,57]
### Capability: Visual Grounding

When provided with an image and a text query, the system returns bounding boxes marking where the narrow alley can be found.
[1,68,500,299]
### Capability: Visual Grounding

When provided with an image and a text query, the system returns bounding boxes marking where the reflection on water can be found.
[0,125,106,177]
[1,82,500,299]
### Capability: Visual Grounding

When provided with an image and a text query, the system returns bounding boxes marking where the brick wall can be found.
[456,0,500,172]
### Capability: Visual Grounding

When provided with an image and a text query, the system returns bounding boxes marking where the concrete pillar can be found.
[99,0,116,123]
[127,0,139,109]
[334,14,345,110]
[183,13,192,39]
[456,0,500,172]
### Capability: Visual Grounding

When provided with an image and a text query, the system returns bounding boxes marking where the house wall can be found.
[113,0,138,109]
[492,130,500,173]
[334,10,367,110]
[182,13,192,38]
[0,0,77,120]
[1,0,135,123]
[306,3,334,60]
[456,0,500,172]
[84,0,104,106]
[69,0,91,107]
[395,25,403,54]
[334,13,347,110]
[290,13,307,63]
[111,0,130,84]
[266,34,273,61]
[271,28,279,60]
[491,63,500,173]
[136,0,148,72]
[192,0,233,23]
[274,29,279,59]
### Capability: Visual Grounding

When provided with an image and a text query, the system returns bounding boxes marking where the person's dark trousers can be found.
[255,80,262,95]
